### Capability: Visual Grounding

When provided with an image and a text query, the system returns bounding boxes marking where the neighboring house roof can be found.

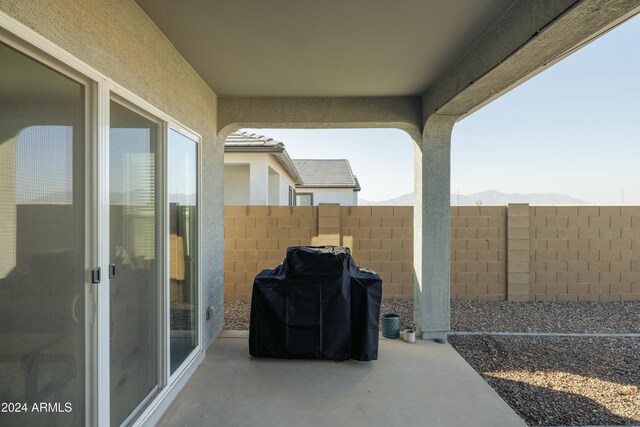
[224,132,360,191]
[293,159,360,191]
[225,131,303,184]
[225,131,284,150]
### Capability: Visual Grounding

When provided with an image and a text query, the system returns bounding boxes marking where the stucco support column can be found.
[414,114,457,340]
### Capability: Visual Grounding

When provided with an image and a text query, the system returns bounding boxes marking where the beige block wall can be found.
[224,204,640,302]
[451,206,507,301]
[341,205,414,298]
[224,206,318,298]
[224,204,414,299]
[529,205,640,302]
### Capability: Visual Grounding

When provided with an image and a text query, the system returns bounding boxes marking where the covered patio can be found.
[159,332,526,427]
[138,0,640,337]
[1,0,639,426]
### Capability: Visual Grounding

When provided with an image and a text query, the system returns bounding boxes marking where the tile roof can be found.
[225,131,284,149]
[292,159,359,189]
[224,132,360,190]
[225,131,302,184]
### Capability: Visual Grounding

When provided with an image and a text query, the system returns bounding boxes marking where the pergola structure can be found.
[136,0,639,339]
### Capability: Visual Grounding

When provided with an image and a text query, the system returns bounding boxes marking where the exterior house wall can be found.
[0,0,224,425]
[225,204,640,301]
[298,187,358,206]
[0,0,223,344]
[223,164,250,205]
[225,153,267,205]
[224,152,296,205]
[268,166,280,205]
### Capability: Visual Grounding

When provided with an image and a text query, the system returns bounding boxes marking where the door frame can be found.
[164,125,203,384]
[105,93,165,427]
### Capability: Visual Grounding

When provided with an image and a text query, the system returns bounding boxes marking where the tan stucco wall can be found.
[0,0,224,345]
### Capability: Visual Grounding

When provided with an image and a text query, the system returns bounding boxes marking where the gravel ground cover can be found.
[449,335,640,426]
[446,299,640,426]
[225,297,640,425]
[451,299,640,334]
[224,299,250,330]
[225,298,640,333]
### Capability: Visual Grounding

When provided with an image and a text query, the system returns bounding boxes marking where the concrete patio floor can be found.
[159,331,526,427]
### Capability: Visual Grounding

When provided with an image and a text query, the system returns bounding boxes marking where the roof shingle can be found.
[225,131,283,149]
[293,159,359,189]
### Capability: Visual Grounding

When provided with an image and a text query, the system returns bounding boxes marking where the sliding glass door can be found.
[168,129,198,374]
[2,31,201,427]
[109,100,160,426]
[0,41,88,426]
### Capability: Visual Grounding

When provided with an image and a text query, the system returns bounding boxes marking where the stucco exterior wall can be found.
[0,0,223,345]
[223,165,250,205]
[268,166,280,205]
[224,152,296,206]
[273,160,296,205]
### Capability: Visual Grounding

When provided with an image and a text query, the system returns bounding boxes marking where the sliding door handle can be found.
[91,267,100,284]
[109,263,116,279]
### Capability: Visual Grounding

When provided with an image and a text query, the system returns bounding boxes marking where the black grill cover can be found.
[249,246,382,361]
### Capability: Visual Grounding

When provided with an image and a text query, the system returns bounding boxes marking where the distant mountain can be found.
[359,190,588,206]
[360,193,415,206]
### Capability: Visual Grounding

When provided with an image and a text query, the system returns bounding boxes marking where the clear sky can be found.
[244,14,640,204]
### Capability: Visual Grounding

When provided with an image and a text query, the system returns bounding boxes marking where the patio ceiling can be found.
[135,0,640,133]
[134,0,516,97]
